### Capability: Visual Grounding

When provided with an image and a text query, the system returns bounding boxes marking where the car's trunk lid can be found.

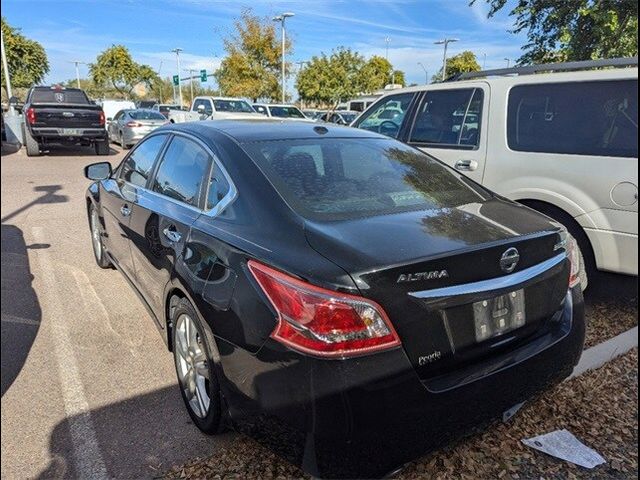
[31,104,103,129]
[304,198,570,380]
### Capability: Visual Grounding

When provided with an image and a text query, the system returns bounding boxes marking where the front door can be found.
[128,134,212,321]
[407,85,489,184]
[101,133,168,279]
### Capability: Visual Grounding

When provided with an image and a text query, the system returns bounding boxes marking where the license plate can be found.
[472,289,526,343]
[61,128,81,135]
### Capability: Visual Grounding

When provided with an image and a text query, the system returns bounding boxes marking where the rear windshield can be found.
[31,89,89,104]
[213,99,255,113]
[268,106,305,118]
[129,110,166,120]
[242,138,489,221]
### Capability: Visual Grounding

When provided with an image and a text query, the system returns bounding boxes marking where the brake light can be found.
[26,107,36,125]
[98,111,105,126]
[248,260,401,358]
[126,121,142,127]
[566,235,581,288]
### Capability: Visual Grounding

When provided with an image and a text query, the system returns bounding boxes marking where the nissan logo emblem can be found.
[500,247,520,273]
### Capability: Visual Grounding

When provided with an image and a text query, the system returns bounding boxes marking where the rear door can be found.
[128,133,212,321]
[101,133,169,280]
[407,84,489,184]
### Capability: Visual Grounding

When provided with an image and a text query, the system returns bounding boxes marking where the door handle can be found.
[120,204,131,217]
[163,227,182,243]
[454,159,478,172]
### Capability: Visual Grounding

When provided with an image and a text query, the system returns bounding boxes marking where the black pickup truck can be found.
[22,86,109,156]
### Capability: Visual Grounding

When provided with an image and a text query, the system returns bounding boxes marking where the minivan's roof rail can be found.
[450,57,638,81]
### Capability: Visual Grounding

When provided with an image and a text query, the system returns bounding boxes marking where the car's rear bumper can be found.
[585,227,638,275]
[31,127,107,140]
[218,286,585,478]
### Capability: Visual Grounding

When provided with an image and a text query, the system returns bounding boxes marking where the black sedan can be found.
[84,120,585,478]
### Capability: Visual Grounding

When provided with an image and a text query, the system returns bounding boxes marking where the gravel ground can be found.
[166,349,638,480]
[583,274,638,349]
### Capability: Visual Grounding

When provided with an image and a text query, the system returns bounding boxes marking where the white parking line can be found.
[570,326,638,379]
[32,227,108,480]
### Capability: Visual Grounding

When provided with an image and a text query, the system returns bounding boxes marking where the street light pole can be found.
[434,38,459,81]
[504,58,511,68]
[171,48,183,107]
[69,61,86,88]
[1,26,14,114]
[273,12,294,103]
[418,62,428,84]
[482,53,487,70]
[384,36,390,61]
[184,68,195,104]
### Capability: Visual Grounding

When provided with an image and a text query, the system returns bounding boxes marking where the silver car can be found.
[107,109,167,149]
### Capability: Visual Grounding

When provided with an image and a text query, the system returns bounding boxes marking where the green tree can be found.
[215,10,289,101]
[357,56,407,92]
[431,50,481,82]
[1,18,49,95]
[471,0,638,64]
[296,47,366,107]
[89,45,158,98]
[63,78,107,99]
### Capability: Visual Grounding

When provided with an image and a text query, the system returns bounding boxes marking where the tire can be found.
[171,298,223,434]
[95,137,110,156]
[89,204,111,268]
[22,124,40,157]
[119,131,130,150]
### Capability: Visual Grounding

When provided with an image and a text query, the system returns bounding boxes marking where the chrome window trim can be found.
[409,253,566,302]
[116,130,238,219]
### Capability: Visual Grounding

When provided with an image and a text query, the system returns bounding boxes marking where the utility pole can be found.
[273,12,295,103]
[418,62,428,84]
[156,60,164,102]
[434,38,459,81]
[184,68,195,104]
[504,58,511,68]
[482,53,487,70]
[384,36,390,61]
[1,25,14,114]
[69,61,86,88]
[171,48,183,107]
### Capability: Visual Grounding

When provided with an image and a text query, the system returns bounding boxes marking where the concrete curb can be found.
[569,326,638,379]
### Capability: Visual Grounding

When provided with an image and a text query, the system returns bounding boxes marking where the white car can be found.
[353,58,639,287]
[168,96,262,123]
[252,103,310,121]
[97,99,136,126]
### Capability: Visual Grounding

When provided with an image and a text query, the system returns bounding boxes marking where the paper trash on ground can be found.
[522,429,606,469]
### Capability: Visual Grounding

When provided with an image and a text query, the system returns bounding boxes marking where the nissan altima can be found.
[84,120,585,479]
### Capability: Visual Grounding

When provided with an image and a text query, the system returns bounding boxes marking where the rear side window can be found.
[356,92,416,138]
[120,134,167,187]
[507,80,638,158]
[30,88,90,104]
[152,136,210,207]
[410,88,484,149]
[242,137,489,221]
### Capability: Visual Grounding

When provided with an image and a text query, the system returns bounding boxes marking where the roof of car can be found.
[167,119,383,142]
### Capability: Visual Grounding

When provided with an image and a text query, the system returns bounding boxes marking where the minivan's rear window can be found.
[243,138,489,221]
[507,79,638,158]
[30,89,90,104]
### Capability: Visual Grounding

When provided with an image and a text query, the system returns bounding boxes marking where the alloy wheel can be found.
[174,313,211,418]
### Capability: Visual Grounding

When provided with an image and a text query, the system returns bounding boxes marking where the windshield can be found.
[129,110,166,120]
[213,99,255,113]
[268,106,306,118]
[242,137,489,221]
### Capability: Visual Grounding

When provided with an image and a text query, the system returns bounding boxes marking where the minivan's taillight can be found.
[248,260,401,358]
[26,107,36,125]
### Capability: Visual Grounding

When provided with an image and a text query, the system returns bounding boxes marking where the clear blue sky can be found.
[3,0,524,92]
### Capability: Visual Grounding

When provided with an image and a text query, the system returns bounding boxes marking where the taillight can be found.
[98,111,105,126]
[26,107,36,125]
[126,121,142,127]
[566,235,581,288]
[248,260,401,358]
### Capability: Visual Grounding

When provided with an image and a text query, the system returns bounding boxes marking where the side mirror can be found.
[106,117,113,122]
[197,105,205,113]
[84,162,112,181]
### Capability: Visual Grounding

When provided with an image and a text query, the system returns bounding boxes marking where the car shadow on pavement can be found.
[1,224,45,397]
[39,385,234,479]
[585,272,638,305]
[1,142,22,156]
[1,185,69,224]
[42,144,119,157]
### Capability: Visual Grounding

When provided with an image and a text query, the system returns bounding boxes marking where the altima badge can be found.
[397,270,449,283]
[500,247,520,273]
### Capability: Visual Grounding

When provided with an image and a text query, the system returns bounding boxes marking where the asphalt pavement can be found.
[0,142,235,479]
